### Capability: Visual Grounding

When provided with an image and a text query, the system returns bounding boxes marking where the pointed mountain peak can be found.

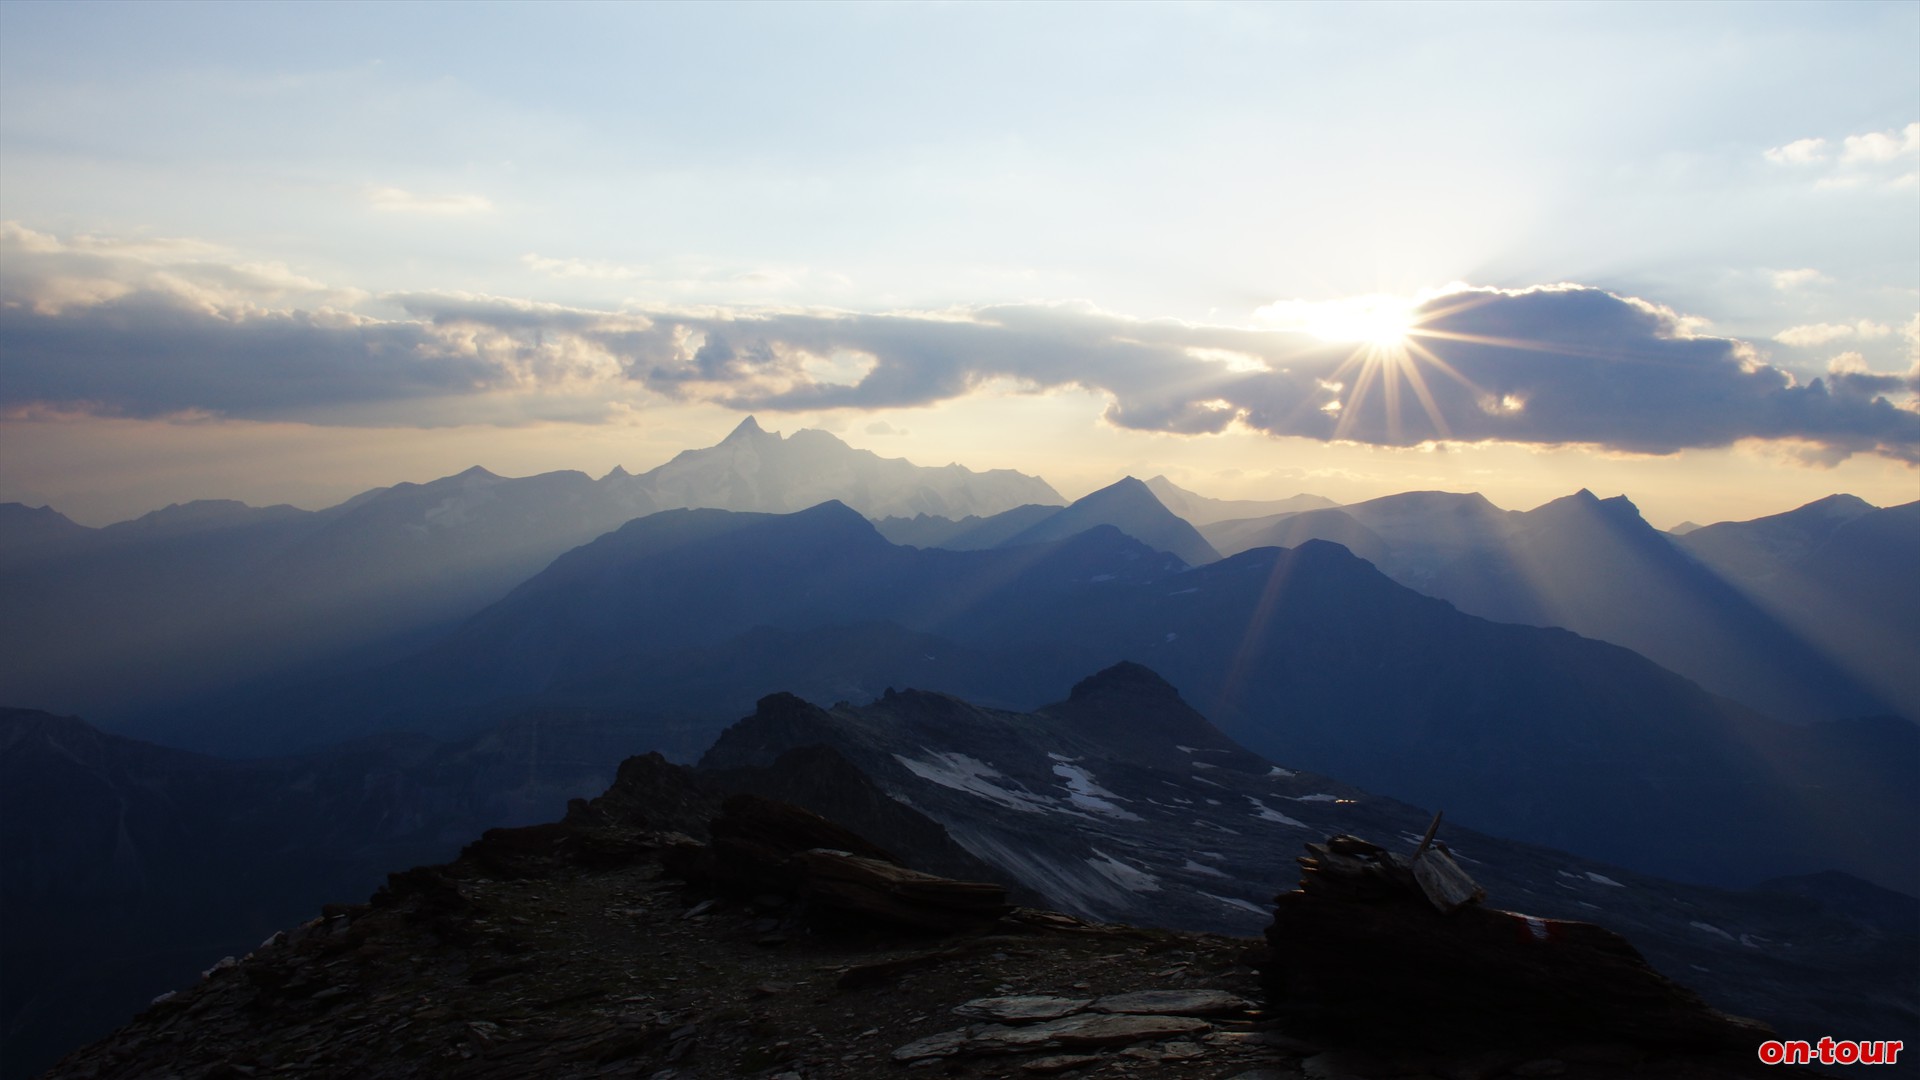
[453,465,502,482]
[1799,493,1876,518]
[1597,493,1643,517]
[722,415,772,443]
[601,464,632,481]
[1066,661,1182,703]
[1049,662,1258,765]
[1010,475,1218,564]
[1070,476,1162,510]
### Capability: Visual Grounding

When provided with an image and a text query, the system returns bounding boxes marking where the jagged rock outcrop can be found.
[1262,833,1774,1054]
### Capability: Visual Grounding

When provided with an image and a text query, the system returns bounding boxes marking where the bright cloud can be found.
[1764,137,1827,165]
[366,187,495,215]
[1768,122,1920,189]
[1840,122,1920,164]
[1770,268,1826,290]
[1775,321,1895,348]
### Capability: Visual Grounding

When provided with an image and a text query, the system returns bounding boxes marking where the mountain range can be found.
[187,498,1917,900]
[0,419,1057,723]
[1199,488,1917,724]
[876,475,1219,565]
[1677,495,1920,723]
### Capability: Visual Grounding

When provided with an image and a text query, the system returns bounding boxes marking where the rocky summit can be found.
[47,753,1816,1080]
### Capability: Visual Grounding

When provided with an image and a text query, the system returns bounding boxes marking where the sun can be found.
[1298,295,1419,346]
[1253,293,1422,347]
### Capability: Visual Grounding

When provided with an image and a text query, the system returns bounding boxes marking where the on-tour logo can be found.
[1758,1038,1903,1066]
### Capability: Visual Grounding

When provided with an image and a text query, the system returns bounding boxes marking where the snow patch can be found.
[1690,921,1734,941]
[1182,859,1228,878]
[1247,797,1307,828]
[1086,849,1160,893]
[1200,892,1267,915]
[1267,766,1296,778]
[1051,763,1143,822]
[1288,793,1339,803]
[893,751,1052,814]
[1584,872,1624,887]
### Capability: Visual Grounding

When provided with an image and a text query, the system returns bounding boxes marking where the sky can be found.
[1,1,1916,528]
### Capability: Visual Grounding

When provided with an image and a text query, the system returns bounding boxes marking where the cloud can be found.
[2,227,1915,464]
[1774,320,1894,347]
[366,186,494,215]
[1841,122,1920,164]
[1767,122,1919,189]
[522,254,641,280]
[1764,137,1827,165]
[1825,352,1920,403]
[1770,268,1825,290]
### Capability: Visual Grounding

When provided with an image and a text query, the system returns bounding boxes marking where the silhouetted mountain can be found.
[1142,475,1337,526]
[1678,494,1880,583]
[872,503,1059,549]
[608,415,1061,518]
[876,477,1220,563]
[1679,498,1920,721]
[0,467,637,722]
[1202,489,1901,723]
[0,421,1061,725]
[97,498,311,542]
[1000,477,1219,565]
[243,504,1916,897]
[0,502,90,563]
[1202,505,1391,565]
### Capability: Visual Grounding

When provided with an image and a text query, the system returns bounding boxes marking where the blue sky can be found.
[1,1,1916,524]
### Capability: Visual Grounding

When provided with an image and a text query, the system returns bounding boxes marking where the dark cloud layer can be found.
[3,248,1916,464]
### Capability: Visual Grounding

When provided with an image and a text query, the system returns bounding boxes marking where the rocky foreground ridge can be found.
[48,746,1812,1080]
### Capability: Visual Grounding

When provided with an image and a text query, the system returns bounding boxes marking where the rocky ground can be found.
[47,823,1817,1080]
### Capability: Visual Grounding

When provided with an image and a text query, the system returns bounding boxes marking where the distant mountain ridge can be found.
[1677,496,1920,724]
[874,476,1219,565]
[613,416,1062,518]
[0,420,1060,721]
[1200,489,1910,723]
[1143,475,1338,526]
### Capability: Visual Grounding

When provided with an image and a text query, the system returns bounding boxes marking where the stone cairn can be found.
[1261,814,1773,1054]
